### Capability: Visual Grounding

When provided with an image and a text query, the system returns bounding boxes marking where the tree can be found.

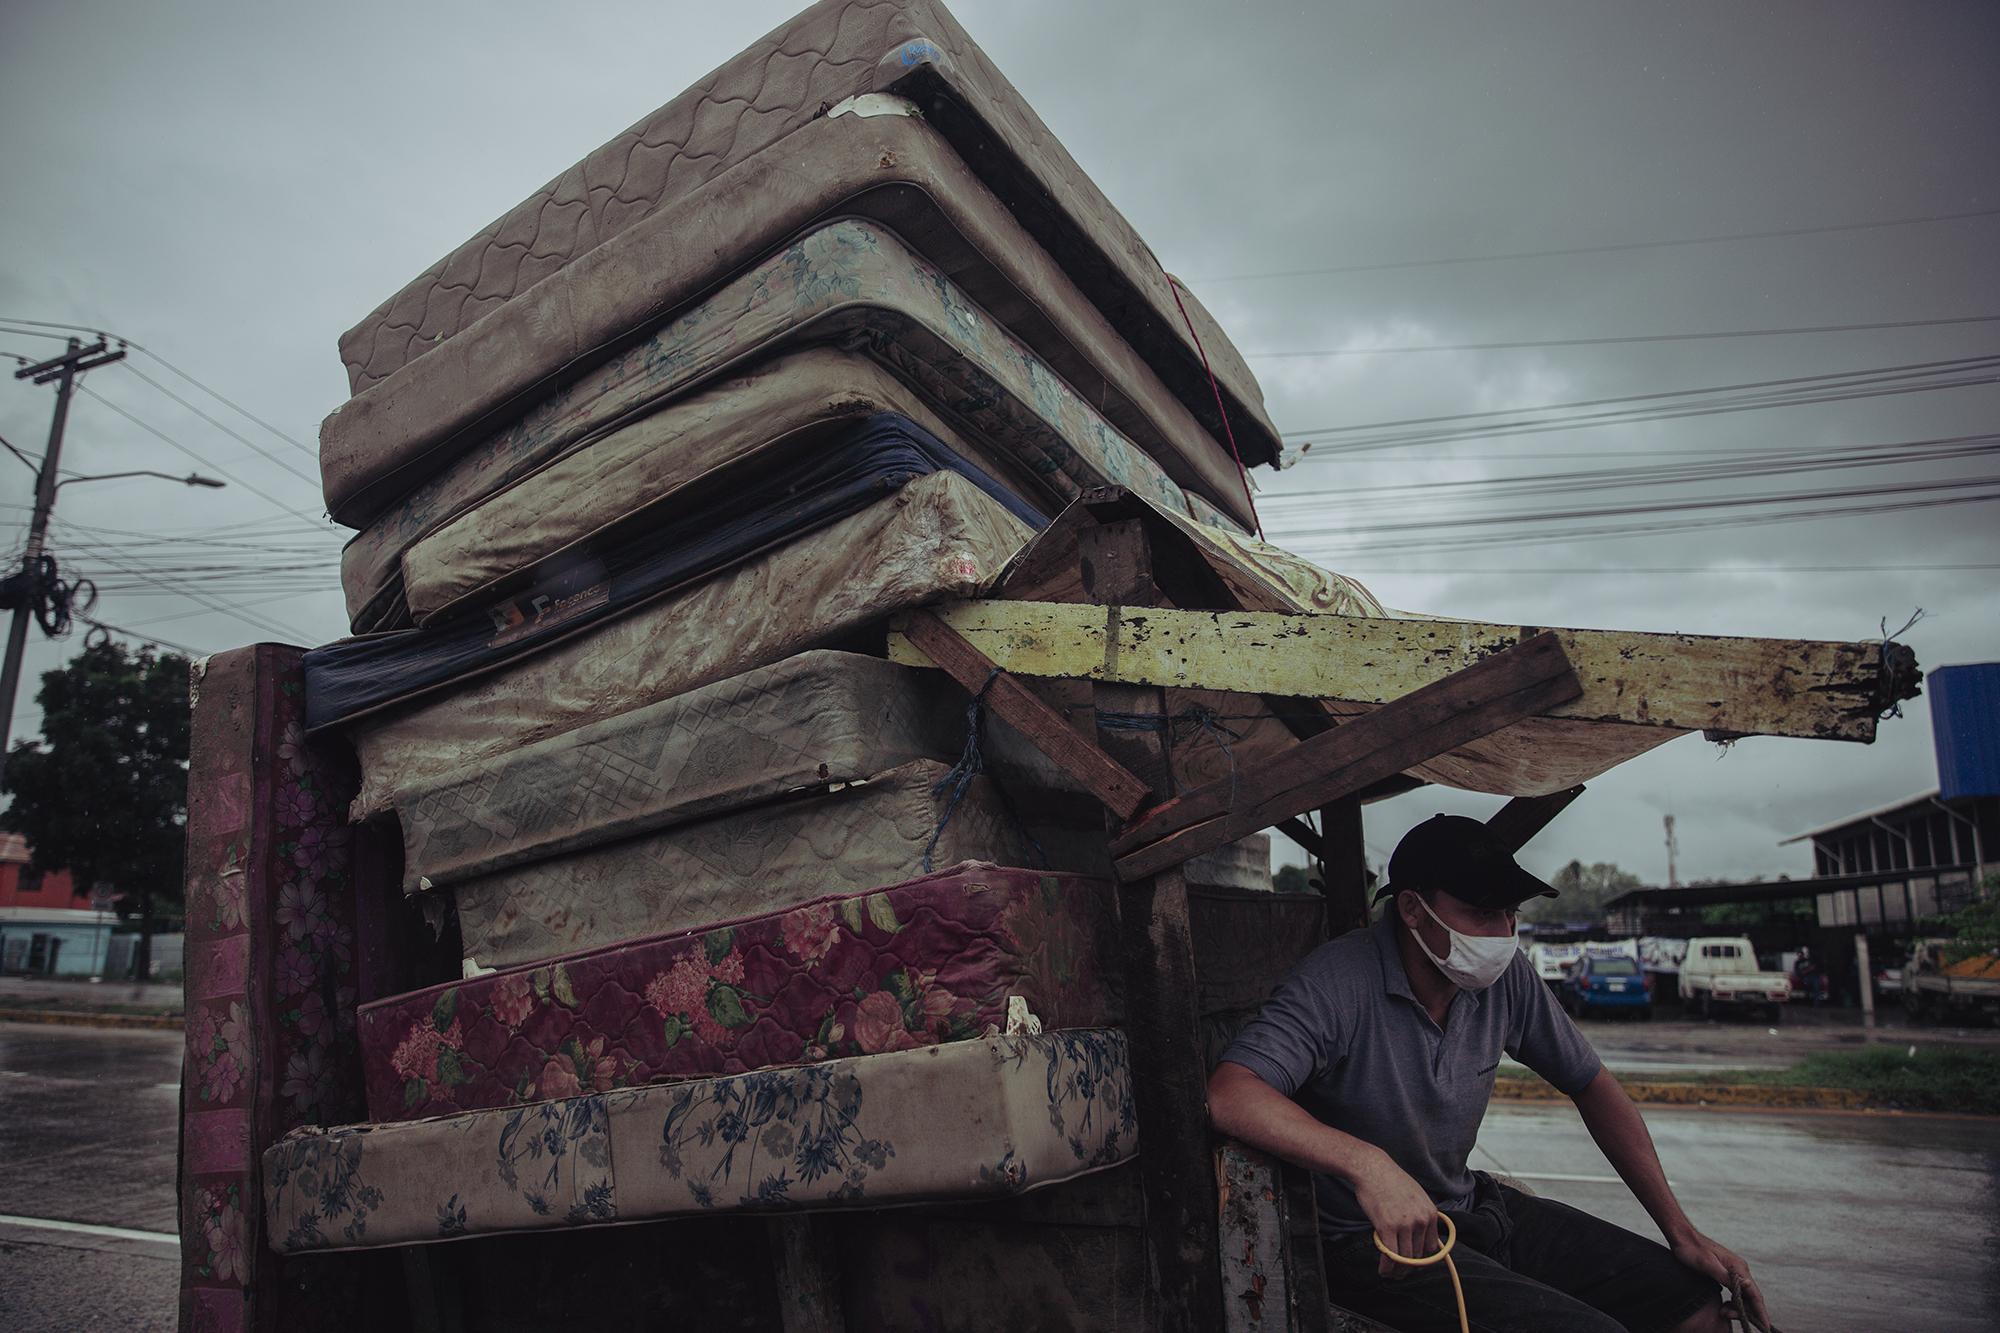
[1,640,190,978]
[1273,864,1314,894]
[1521,859,1642,924]
[1924,873,2000,964]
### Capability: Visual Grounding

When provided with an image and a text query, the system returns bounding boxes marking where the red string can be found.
[1164,275,1265,540]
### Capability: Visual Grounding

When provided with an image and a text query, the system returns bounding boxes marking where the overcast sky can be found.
[2,0,1995,886]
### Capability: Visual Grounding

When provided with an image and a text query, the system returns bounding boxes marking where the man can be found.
[1210,814,1772,1333]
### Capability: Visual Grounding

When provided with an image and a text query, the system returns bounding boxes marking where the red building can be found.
[0,833,81,908]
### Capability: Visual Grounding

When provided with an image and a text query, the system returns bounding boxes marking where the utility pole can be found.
[0,338,126,786]
[1663,813,1679,888]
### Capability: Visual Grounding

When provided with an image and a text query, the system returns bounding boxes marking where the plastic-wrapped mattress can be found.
[264,1029,1135,1252]
[383,649,1019,877]
[343,471,1031,814]
[324,0,1276,527]
[339,220,1205,632]
[389,347,1032,631]
[305,411,1035,729]
[359,862,1117,1121]
[450,759,1108,970]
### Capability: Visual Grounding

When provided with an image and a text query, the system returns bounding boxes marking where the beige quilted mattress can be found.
[322,0,1276,527]
[347,470,1032,816]
[451,760,1106,969]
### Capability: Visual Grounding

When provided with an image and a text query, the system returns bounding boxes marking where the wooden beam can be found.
[1079,520,1223,1333]
[900,609,1151,820]
[1275,816,1322,860]
[1485,785,1586,853]
[888,600,1905,743]
[1112,634,1583,881]
[1319,796,1370,937]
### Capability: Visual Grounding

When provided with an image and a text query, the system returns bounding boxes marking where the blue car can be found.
[1562,954,1652,1020]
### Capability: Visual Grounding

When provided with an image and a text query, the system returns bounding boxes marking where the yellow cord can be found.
[1374,1212,1468,1333]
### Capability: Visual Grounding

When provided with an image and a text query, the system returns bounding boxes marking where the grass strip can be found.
[1499,1046,2000,1115]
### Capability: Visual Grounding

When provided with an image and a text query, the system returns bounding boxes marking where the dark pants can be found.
[1322,1175,1718,1333]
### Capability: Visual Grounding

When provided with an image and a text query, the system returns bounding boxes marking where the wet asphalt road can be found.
[2,1022,1996,1331]
[0,1024,181,1333]
[1478,1101,2000,1332]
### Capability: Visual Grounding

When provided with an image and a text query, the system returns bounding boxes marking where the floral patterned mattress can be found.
[345,470,1032,811]
[264,1029,1136,1253]
[451,761,1110,971]
[359,862,1115,1121]
[324,0,1275,528]
[338,219,1206,633]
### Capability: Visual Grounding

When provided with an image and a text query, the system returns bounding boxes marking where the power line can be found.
[1275,489,2000,559]
[1321,563,2000,576]
[1194,206,2000,283]
[73,385,329,532]
[0,430,42,475]
[78,542,320,643]
[0,324,76,343]
[1287,363,2000,457]
[1279,353,2000,439]
[117,362,322,488]
[1244,313,2000,358]
[0,315,316,458]
[76,617,206,656]
[1261,433,2000,507]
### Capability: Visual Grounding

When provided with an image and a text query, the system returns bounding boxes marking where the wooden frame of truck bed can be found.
[176,487,1919,1333]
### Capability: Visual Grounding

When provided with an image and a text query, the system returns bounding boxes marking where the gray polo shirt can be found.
[1218,914,1602,1236]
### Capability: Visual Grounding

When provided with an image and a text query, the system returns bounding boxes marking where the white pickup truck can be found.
[1681,936,1792,1021]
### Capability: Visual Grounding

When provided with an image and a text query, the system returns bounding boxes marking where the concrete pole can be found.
[1854,932,1875,1038]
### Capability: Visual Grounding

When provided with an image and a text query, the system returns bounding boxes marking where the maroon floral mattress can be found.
[357,861,1115,1121]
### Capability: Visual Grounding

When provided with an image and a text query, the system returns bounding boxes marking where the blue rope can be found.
[923,668,1046,873]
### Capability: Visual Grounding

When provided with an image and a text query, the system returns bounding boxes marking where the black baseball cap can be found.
[1371,814,1559,910]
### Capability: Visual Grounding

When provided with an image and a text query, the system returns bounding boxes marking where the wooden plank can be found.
[1114,634,1580,860]
[1319,796,1370,938]
[768,1216,848,1333]
[1485,785,1586,853]
[1217,1143,1290,1332]
[900,609,1150,820]
[887,600,1905,743]
[1114,636,1583,881]
[1276,816,1323,860]
[1080,519,1223,1333]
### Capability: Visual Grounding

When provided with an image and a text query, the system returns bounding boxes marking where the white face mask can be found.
[1410,895,1516,991]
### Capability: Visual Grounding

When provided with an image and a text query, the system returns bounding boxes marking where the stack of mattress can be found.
[282,0,1291,1267]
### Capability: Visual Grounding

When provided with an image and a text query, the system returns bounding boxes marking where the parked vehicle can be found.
[1680,936,1791,1021]
[1561,953,1652,1020]
[1901,938,2000,1024]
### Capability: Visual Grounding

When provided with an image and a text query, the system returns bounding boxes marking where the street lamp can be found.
[54,470,227,491]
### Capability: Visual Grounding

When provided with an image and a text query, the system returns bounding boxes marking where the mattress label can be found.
[486,580,610,649]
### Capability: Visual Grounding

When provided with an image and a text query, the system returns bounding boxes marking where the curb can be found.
[0,1007,182,1031]
[1494,1076,1870,1111]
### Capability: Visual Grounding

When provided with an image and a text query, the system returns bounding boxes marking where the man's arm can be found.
[1208,1061,1438,1279]
[1570,1068,1772,1330]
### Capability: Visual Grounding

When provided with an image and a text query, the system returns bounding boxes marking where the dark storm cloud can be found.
[1,0,1994,882]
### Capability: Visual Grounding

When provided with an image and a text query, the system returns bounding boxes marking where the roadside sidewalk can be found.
[0,974,184,1027]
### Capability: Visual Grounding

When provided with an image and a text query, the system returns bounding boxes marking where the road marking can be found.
[0,1213,178,1246]
[1504,1171,1657,1186]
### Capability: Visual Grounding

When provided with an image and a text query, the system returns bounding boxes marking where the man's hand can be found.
[1670,1226,1773,1331]
[1351,1150,1441,1280]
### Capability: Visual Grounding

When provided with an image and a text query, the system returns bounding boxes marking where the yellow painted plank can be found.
[887,601,1891,743]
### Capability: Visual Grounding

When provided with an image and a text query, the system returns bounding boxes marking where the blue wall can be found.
[1931,663,2000,800]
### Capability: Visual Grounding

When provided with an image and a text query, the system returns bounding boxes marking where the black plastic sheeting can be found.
[303,413,1045,731]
